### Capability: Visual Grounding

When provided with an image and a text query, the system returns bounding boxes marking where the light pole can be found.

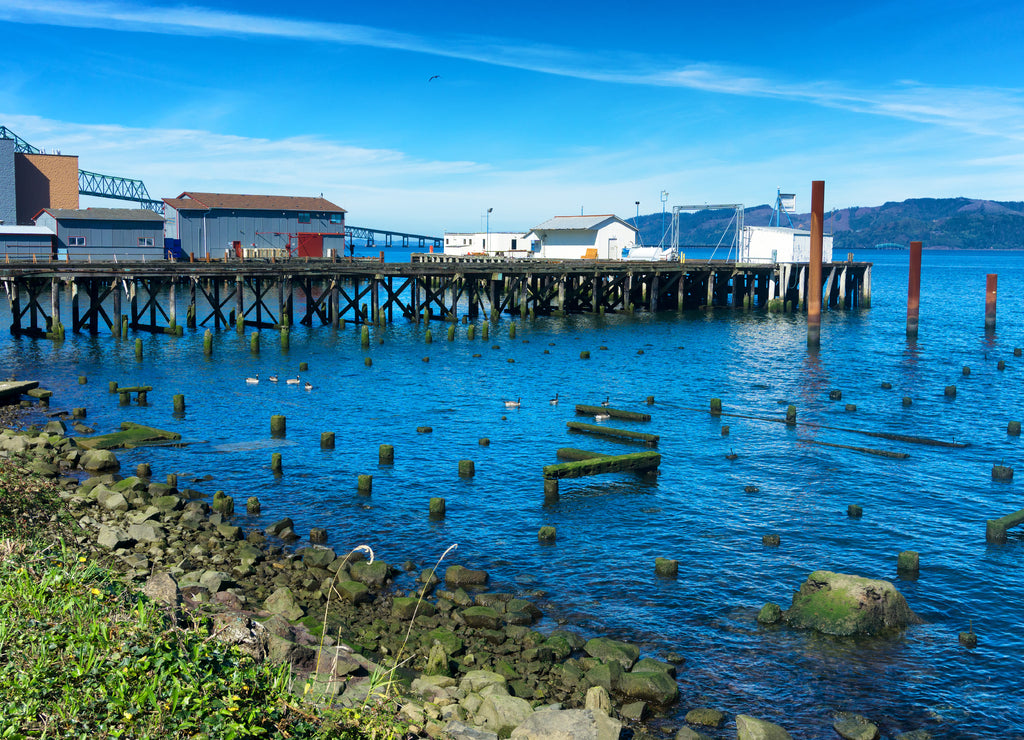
[486,207,493,252]
[660,190,668,241]
[634,201,641,246]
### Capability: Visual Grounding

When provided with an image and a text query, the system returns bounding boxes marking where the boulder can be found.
[393,596,434,620]
[511,708,622,740]
[350,560,391,588]
[584,637,639,669]
[617,670,678,705]
[143,571,180,606]
[475,692,532,738]
[97,490,129,512]
[675,728,712,740]
[126,523,166,544]
[301,547,337,569]
[736,714,793,740]
[80,448,120,472]
[265,517,294,536]
[833,714,880,740]
[96,525,134,550]
[685,707,725,727]
[446,564,489,588]
[584,660,621,693]
[461,605,502,630]
[264,586,305,621]
[784,570,922,636]
[336,580,371,605]
[460,669,507,694]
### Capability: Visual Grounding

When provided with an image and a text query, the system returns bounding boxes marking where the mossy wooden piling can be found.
[429,497,446,518]
[458,459,475,478]
[166,474,177,488]
[543,451,661,479]
[654,557,678,577]
[447,325,455,341]
[78,375,87,385]
[538,526,556,541]
[299,361,308,371]
[360,325,370,348]
[848,504,863,518]
[544,478,559,499]
[357,474,372,493]
[556,448,609,462]
[897,550,919,573]
[467,325,476,340]
[425,329,433,343]
[710,398,722,416]
[320,432,335,449]
[247,496,261,514]
[203,329,213,355]
[482,324,489,341]
[566,421,659,446]
[250,331,260,354]
[173,394,185,413]
[136,463,151,478]
[280,327,289,349]
[270,414,286,437]
[575,404,651,422]
[134,337,143,359]
[991,464,1013,481]
[986,508,1024,542]
[379,444,394,464]
[271,452,283,473]
[1008,421,1021,436]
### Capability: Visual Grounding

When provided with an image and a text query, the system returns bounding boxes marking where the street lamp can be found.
[486,207,493,252]
[660,190,668,241]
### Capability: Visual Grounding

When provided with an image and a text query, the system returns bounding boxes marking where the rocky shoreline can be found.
[0,415,934,740]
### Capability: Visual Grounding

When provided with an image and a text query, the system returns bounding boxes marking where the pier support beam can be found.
[807,180,824,347]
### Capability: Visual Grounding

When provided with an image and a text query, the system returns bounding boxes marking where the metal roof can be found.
[0,225,55,235]
[38,209,164,222]
[530,215,635,232]
[166,192,346,213]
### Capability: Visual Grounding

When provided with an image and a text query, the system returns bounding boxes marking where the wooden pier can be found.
[0,254,871,337]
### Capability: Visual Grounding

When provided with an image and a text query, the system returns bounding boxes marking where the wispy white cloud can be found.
[3,0,1024,142]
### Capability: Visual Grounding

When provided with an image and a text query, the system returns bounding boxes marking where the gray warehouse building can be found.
[34,208,165,261]
[162,191,346,259]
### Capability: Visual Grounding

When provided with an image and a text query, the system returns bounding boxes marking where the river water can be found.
[2,248,1023,738]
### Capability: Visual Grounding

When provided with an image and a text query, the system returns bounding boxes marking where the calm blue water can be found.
[4,249,1024,738]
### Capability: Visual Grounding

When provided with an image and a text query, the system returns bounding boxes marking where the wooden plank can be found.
[543,451,661,479]
[0,380,39,405]
[566,421,659,446]
[555,448,610,461]
[575,404,651,422]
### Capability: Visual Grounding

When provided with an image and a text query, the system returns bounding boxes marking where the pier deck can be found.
[0,255,871,337]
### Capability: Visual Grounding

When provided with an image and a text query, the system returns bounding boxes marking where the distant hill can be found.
[631,197,1024,250]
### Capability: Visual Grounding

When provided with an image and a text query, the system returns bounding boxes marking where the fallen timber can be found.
[801,439,910,459]
[566,421,660,446]
[683,406,968,449]
[575,405,652,422]
[556,448,610,461]
[0,255,871,337]
[543,451,661,479]
[0,380,39,405]
[986,508,1024,543]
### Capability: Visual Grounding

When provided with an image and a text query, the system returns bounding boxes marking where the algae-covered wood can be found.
[566,421,659,446]
[544,451,661,479]
[75,422,182,450]
[574,404,651,422]
[555,448,610,462]
[0,380,39,405]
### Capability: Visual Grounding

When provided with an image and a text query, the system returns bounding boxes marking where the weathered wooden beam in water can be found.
[986,508,1024,543]
[575,404,652,422]
[543,451,661,479]
[566,421,659,446]
[802,438,910,459]
[680,405,967,448]
[555,448,610,462]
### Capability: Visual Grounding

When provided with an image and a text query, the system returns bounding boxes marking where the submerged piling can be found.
[271,415,286,437]
[357,474,372,494]
[203,329,213,356]
[379,444,394,464]
[134,338,143,360]
[173,394,185,413]
[907,241,922,338]
[271,453,282,473]
[320,432,335,449]
[250,331,260,354]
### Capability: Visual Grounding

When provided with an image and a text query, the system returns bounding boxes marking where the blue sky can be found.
[2,0,1023,234]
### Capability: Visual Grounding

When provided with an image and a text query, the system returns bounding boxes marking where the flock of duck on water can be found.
[503,394,611,420]
[244,373,313,391]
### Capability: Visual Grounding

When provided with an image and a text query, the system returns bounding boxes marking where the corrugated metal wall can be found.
[173,209,345,258]
[43,215,165,260]
[0,140,16,226]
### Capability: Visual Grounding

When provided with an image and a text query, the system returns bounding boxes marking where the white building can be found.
[739,225,834,264]
[527,215,637,260]
[443,231,532,258]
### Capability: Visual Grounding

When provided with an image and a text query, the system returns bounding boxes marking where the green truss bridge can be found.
[1,125,163,213]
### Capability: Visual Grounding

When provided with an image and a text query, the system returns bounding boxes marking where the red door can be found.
[297,232,323,258]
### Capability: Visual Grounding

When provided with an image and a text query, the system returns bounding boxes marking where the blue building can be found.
[33,208,165,261]
[162,191,346,259]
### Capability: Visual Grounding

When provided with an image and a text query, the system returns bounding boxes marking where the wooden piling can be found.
[173,394,185,413]
[271,452,282,473]
[361,325,370,348]
[509,323,516,339]
[992,464,1013,481]
[203,329,213,356]
[357,474,372,493]
[467,325,476,340]
[580,350,590,359]
[1008,421,1020,436]
[543,451,661,479]
[482,324,489,341]
[321,432,335,449]
[458,460,475,478]
[250,331,260,354]
[907,241,922,337]
[280,326,289,349]
[448,325,455,341]
[710,398,722,416]
[270,415,286,437]
[897,550,919,573]
[848,504,863,518]
[986,508,1024,542]
[364,357,372,366]
[379,444,394,464]
[807,179,825,347]
[544,478,559,500]
[425,329,433,343]
[247,496,261,514]
[985,274,997,331]
[134,337,143,360]
[136,463,151,478]
[429,497,446,518]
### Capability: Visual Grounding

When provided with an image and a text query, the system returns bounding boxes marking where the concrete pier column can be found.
[906,241,922,338]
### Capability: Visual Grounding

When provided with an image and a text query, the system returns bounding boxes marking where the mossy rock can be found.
[392,596,435,620]
[686,707,726,727]
[350,560,391,588]
[336,580,372,605]
[422,627,463,657]
[460,605,502,630]
[784,570,921,636]
[584,637,640,670]
[617,670,678,705]
[75,422,181,450]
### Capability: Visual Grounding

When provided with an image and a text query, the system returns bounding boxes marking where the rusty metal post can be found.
[986,274,998,332]
[807,180,824,347]
[906,241,922,338]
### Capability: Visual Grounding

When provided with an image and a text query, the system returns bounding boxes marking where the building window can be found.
[298,212,311,224]
[68,236,85,247]
[329,213,343,224]
[138,237,155,247]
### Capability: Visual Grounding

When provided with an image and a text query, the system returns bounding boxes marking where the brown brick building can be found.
[15,153,78,224]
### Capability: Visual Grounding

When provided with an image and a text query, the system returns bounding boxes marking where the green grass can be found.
[0,459,409,739]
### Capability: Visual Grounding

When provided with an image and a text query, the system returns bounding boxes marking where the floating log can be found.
[574,404,651,422]
[803,439,909,459]
[566,421,659,446]
[555,448,609,462]
[986,508,1024,543]
[543,451,661,480]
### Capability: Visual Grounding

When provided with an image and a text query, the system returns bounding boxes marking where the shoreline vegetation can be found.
[0,407,934,740]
